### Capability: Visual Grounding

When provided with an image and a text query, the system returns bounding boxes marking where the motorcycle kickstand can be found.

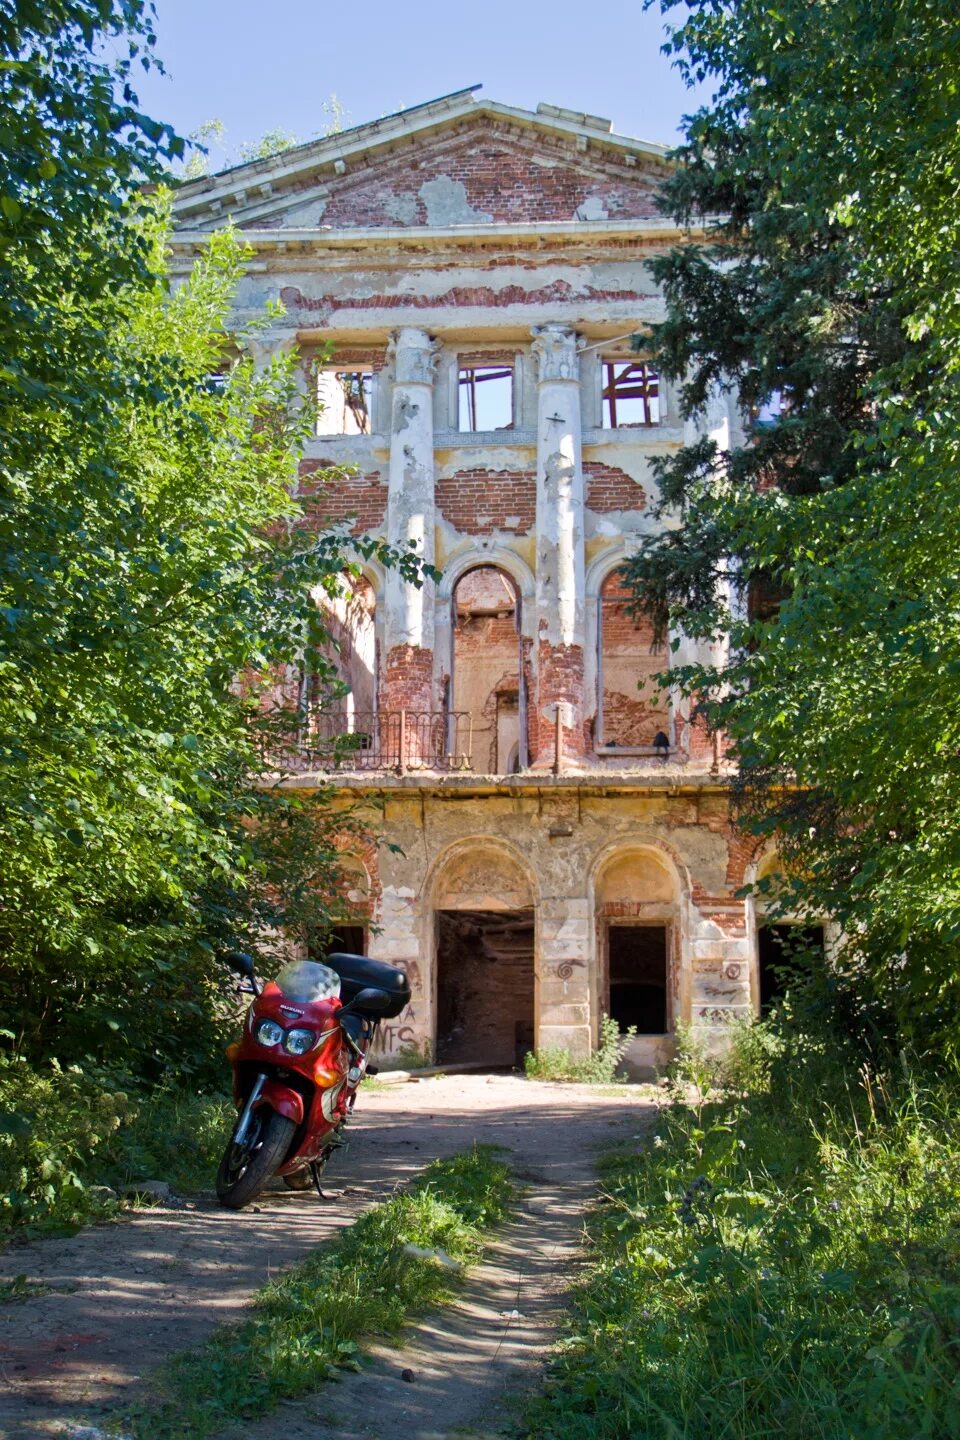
[309,1161,333,1201]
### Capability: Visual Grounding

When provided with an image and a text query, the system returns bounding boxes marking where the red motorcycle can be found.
[216,951,410,1209]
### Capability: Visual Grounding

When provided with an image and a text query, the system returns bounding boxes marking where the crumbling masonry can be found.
[172,88,805,1070]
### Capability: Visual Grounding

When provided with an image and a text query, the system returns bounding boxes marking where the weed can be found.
[525,1015,636,1084]
[377,1038,434,1071]
[0,1273,51,1303]
[120,1145,513,1439]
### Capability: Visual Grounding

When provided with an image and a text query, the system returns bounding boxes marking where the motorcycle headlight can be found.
[254,1018,284,1047]
[283,1026,318,1056]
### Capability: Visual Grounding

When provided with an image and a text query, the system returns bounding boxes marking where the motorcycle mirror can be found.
[341,987,391,1016]
[223,951,256,981]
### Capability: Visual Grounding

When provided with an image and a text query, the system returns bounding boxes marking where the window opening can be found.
[317,367,374,436]
[458,364,513,432]
[757,923,824,1014]
[326,925,366,956]
[607,925,668,1033]
[601,361,660,428]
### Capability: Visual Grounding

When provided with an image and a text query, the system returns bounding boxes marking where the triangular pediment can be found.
[172,91,670,235]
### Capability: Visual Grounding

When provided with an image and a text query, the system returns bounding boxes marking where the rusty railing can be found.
[289,709,474,775]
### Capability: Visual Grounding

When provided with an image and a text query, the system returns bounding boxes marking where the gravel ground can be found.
[0,1074,660,1440]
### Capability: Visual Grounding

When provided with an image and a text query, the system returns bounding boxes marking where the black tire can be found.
[216,1109,296,1210]
[282,1167,313,1191]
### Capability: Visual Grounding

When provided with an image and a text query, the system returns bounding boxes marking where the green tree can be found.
[628,0,960,1045]
[0,8,421,1079]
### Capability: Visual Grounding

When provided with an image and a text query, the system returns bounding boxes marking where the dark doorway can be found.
[757,924,824,1014]
[608,925,668,1034]
[436,908,535,1066]
[319,925,366,957]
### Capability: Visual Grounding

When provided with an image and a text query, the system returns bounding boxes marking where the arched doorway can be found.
[305,572,379,765]
[450,566,527,774]
[593,846,682,1068]
[432,842,536,1067]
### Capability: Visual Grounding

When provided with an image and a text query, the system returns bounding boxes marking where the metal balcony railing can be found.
[285,709,474,775]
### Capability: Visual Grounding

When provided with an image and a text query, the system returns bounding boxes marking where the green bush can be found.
[0,1057,232,1241]
[525,1029,960,1439]
[525,1015,637,1084]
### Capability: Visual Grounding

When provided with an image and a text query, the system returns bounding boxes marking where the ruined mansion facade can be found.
[171,88,795,1070]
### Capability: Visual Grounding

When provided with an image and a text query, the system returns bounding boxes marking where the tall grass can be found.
[523,1023,960,1440]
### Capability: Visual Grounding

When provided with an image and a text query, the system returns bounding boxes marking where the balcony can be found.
[279,710,474,776]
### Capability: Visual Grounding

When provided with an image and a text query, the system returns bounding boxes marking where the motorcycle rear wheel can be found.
[216,1109,296,1210]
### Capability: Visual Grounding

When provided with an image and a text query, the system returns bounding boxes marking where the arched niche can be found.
[431,839,535,912]
[430,840,537,1067]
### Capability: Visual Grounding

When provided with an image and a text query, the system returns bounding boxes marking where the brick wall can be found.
[598,571,668,746]
[534,641,587,765]
[272,124,660,230]
[437,468,535,535]
[382,644,434,715]
[585,461,647,515]
[299,460,387,537]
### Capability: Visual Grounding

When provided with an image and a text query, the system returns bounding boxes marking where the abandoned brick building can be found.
[171,87,812,1069]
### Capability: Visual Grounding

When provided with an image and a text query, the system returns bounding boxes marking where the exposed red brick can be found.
[532,641,586,767]
[382,644,434,715]
[299,460,387,537]
[279,280,652,316]
[255,123,662,232]
[437,468,535,535]
[585,461,646,515]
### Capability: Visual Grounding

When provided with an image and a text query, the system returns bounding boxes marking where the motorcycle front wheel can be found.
[215,1108,296,1210]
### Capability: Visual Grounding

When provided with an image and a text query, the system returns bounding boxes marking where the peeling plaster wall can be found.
[355,788,753,1064]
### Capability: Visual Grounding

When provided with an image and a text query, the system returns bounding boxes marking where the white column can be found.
[531,323,586,766]
[383,328,439,718]
[384,328,438,653]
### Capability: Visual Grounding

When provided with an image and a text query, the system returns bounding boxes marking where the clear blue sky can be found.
[133,0,710,167]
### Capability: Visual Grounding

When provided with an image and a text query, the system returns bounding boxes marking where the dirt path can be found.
[0,1076,658,1440]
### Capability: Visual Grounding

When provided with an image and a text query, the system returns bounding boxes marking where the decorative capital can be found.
[240,329,298,371]
[531,324,582,383]
[388,327,440,386]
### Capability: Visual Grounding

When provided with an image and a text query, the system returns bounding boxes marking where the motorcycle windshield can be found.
[274,959,341,1004]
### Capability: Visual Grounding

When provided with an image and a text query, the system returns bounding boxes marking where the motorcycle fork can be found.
[233,1073,265,1146]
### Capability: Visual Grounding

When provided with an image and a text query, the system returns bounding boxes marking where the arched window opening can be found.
[597,571,670,751]
[752,859,826,1015]
[451,567,527,774]
[305,574,379,766]
[756,924,824,1014]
